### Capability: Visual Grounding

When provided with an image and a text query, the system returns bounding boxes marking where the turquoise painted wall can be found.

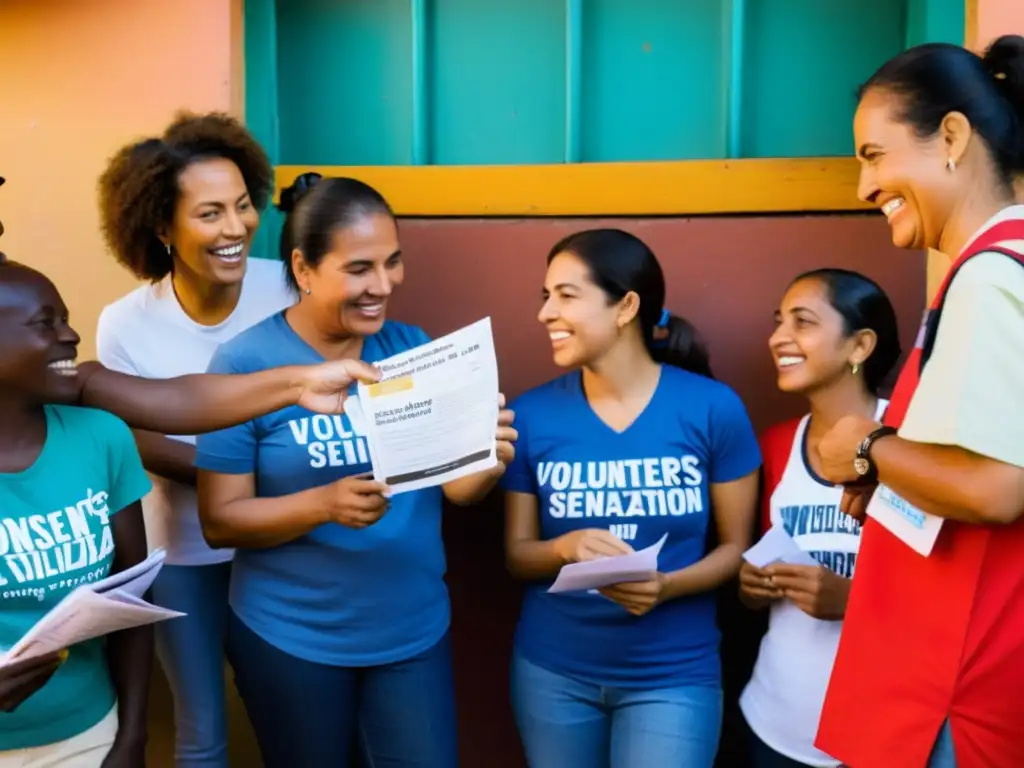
[246,0,965,172]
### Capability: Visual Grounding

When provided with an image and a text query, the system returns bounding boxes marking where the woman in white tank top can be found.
[738,268,902,767]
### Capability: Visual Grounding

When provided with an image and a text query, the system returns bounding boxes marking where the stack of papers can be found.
[0,549,184,666]
[344,318,500,494]
[548,534,668,594]
[743,525,819,568]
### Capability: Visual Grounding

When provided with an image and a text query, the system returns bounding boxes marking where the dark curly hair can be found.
[97,111,273,281]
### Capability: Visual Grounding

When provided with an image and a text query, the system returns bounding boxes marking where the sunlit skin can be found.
[0,266,84,408]
[739,276,879,619]
[855,88,1011,257]
[162,158,260,324]
[283,211,514,506]
[288,213,404,359]
[826,87,1024,525]
[769,278,875,397]
[0,262,151,765]
[538,251,642,371]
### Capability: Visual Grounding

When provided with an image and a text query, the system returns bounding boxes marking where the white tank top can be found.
[739,401,886,766]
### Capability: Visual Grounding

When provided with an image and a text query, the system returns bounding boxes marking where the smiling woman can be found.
[814,35,1024,768]
[503,228,760,768]
[0,259,153,768]
[93,111,297,768]
[192,175,515,768]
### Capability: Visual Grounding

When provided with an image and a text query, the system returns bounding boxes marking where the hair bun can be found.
[278,172,323,214]
[983,35,1024,109]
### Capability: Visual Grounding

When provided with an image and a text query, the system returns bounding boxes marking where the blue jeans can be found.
[226,610,458,768]
[741,714,814,768]
[150,561,232,768]
[926,721,956,768]
[510,653,722,768]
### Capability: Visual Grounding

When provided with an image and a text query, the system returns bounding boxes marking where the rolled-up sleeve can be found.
[900,251,1024,469]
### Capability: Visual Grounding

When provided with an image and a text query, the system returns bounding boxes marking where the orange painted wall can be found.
[0,2,254,764]
[0,0,241,359]
[976,0,1024,45]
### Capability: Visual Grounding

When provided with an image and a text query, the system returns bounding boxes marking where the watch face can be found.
[854,457,871,476]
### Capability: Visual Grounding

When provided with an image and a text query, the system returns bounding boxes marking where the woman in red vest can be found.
[811,35,1024,768]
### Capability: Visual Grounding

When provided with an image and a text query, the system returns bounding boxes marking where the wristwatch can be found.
[853,426,897,483]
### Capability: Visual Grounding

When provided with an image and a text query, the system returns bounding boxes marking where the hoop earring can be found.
[851,362,860,375]
[946,158,956,172]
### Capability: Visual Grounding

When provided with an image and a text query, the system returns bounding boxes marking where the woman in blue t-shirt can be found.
[503,229,761,768]
[194,176,516,768]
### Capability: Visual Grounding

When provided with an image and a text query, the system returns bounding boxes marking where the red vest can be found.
[815,218,1024,768]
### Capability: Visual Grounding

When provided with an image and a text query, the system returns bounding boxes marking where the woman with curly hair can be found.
[94,111,296,768]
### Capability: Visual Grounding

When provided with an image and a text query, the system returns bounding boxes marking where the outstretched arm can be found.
[77,358,381,435]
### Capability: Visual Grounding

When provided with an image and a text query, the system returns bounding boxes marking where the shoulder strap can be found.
[921,241,1024,370]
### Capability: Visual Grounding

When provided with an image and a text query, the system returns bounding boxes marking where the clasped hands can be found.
[555,529,665,616]
[739,560,851,620]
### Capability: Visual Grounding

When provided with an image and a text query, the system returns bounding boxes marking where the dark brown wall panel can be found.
[384,214,924,768]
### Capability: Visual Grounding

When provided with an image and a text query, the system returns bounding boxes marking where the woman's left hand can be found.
[495,393,518,470]
[765,564,851,620]
[817,415,880,484]
[599,573,666,616]
[101,735,146,768]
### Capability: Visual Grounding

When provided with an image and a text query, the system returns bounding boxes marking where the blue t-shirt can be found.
[194,313,449,666]
[0,406,151,749]
[503,366,761,688]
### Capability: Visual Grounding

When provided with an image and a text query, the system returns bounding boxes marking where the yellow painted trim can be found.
[274,157,870,217]
[964,0,979,49]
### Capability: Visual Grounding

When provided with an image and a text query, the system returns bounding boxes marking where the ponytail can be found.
[276,171,323,263]
[859,34,1024,186]
[649,309,714,378]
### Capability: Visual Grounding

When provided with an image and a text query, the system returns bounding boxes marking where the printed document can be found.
[865,483,942,556]
[344,317,499,494]
[548,534,669,594]
[0,548,183,666]
[743,525,820,568]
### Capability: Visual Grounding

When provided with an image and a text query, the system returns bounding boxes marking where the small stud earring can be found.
[946,158,956,172]
[305,288,311,295]
[851,362,860,375]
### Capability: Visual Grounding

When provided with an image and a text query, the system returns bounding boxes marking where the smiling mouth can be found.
[777,355,805,369]
[352,301,385,318]
[48,358,78,377]
[880,197,905,221]
[549,330,572,343]
[210,242,245,263]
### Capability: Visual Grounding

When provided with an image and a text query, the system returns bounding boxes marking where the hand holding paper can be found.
[549,534,667,594]
[343,318,500,494]
[764,563,853,621]
[742,526,853,620]
[0,549,184,667]
[743,525,819,569]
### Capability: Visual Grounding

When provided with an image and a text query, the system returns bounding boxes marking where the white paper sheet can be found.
[0,549,184,666]
[548,534,668,594]
[348,318,500,494]
[865,483,942,556]
[743,525,820,568]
